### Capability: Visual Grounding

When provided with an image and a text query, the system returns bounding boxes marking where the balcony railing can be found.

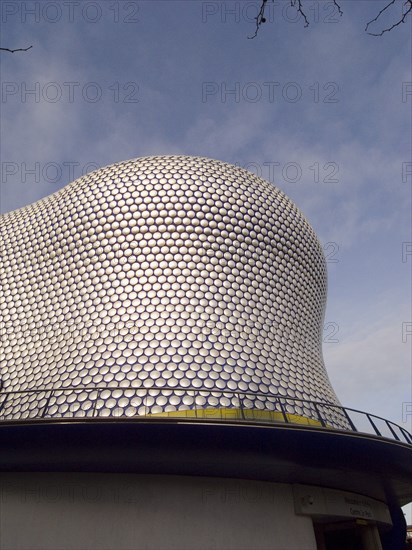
[0,385,411,446]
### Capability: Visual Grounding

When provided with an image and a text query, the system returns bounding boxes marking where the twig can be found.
[334,0,343,17]
[292,0,309,27]
[0,45,33,53]
[365,0,412,35]
[248,0,269,39]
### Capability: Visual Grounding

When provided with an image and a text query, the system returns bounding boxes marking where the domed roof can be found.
[0,156,342,424]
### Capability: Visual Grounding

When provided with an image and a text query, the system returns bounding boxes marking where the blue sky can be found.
[1,0,411,514]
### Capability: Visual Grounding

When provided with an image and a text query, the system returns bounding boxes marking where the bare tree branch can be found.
[248,0,269,39]
[0,45,33,53]
[249,0,342,39]
[251,0,410,38]
[365,0,412,36]
[333,0,343,18]
[291,0,309,28]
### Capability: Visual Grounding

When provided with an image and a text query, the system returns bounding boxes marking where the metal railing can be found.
[0,385,411,446]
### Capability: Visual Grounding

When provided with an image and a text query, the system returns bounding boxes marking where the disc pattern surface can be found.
[0,156,344,426]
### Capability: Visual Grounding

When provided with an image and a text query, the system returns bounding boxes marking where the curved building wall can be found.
[0,156,343,424]
[0,474,318,550]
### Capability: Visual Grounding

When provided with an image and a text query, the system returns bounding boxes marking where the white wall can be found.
[0,473,317,550]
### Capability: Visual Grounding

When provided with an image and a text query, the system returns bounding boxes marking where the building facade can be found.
[1,156,411,549]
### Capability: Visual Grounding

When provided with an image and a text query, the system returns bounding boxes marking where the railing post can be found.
[92,390,101,418]
[278,398,288,423]
[366,414,382,437]
[385,421,400,442]
[238,393,245,420]
[313,403,326,428]
[0,393,8,415]
[143,389,149,417]
[400,427,412,445]
[41,391,53,418]
[342,407,357,431]
[193,390,199,419]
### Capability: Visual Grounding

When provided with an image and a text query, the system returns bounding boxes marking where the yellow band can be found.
[147,408,323,426]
